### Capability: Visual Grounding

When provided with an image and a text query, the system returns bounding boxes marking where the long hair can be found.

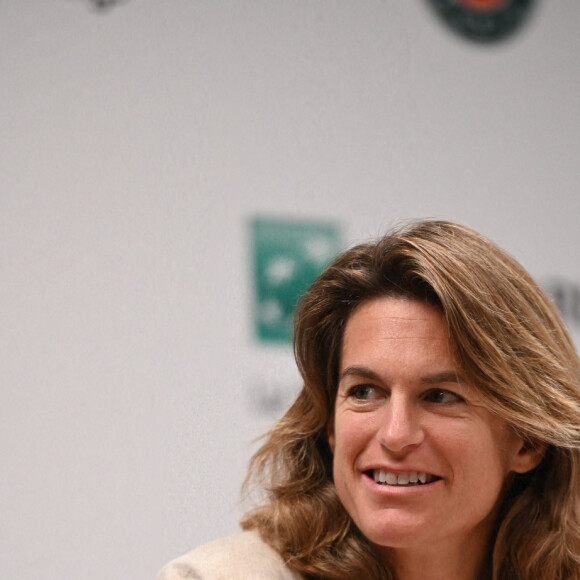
[241,220,580,579]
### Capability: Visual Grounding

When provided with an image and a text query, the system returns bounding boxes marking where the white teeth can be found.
[397,473,410,485]
[373,469,435,486]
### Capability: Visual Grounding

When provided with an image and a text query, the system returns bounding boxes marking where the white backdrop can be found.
[1,1,580,579]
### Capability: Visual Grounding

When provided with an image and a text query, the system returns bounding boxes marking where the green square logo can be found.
[252,217,341,344]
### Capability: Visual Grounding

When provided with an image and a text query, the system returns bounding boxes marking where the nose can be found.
[377,391,424,455]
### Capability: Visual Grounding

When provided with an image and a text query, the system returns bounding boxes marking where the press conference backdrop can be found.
[1,1,579,579]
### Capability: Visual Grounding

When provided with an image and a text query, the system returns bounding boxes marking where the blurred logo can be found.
[251,217,341,344]
[542,278,580,328]
[426,0,537,43]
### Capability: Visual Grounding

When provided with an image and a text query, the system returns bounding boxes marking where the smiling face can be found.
[328,297,541,563]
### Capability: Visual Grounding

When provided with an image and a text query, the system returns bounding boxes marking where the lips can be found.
[368,469,442,486]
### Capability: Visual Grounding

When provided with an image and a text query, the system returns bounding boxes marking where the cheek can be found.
[332,414,374,466]
[446,426,516,492]
[475,420,523,476]
[331,424,363,500]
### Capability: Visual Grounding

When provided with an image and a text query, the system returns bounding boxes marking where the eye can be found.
[424,389,465,405]
[348,384,382,401]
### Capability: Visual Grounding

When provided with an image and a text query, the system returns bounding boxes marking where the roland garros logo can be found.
[426,0,537,43]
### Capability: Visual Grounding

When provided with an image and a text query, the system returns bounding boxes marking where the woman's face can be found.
[328,297,540,558]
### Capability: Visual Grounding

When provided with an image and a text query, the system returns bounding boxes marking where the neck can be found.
[381,537,491,580]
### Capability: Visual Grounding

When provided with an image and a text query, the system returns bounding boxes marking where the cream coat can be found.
[156,530,305,580]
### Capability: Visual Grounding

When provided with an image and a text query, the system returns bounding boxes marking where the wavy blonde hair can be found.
[241,220,580,579]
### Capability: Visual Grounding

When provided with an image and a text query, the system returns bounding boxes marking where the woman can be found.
[158,220,580,579]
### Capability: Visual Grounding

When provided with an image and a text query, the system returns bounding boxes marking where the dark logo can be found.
[426,0,537,43]
[73,0,128,12]
[542,279,580,329]
[247,380,300,417]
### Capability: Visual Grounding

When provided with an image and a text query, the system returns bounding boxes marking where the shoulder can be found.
[156,530,305,580]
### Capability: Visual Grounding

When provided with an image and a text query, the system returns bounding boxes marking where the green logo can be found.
[252,217,341,344]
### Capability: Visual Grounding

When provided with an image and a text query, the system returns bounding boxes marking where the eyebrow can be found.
[339,365,382,383]
[339,365,464,385]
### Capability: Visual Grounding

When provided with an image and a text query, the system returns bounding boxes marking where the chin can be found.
[357,516,429,550]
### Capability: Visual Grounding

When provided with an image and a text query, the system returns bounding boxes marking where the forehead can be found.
[339,297,458,373]
[343,297,449,342]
